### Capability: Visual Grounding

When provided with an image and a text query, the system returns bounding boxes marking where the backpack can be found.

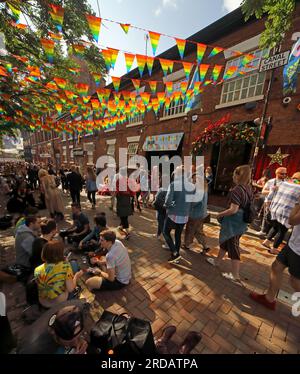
[153,190,167,211]
[241,186,256,224]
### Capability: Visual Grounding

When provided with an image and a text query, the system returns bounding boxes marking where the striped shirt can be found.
[106,240,131,285]
[269,182,300,229]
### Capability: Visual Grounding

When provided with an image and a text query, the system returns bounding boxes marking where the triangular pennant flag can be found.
[165,81,173,96]
[180,81,188,95]
[64,90,76,100]
[148,31,161,56]
[136,54,147,78]
[73,44,85,57]
[102,49,112,71]
[240,54,255,67]
[131,79,141,92]
[120,23,131,34]
[124,53,135,73]
[197,43,207,64]
[156,92,166,108]
[140,93,150,106]
[55,103,63,115]
[108,48,119,70]
[193,81,201,96]
[211,65,223,81]
[86,14,101,43]
[54,77,67,89]
[40,38,55,63]
[172,91,182,106]
[75,83,89,96]
[149,81,157,94]
[199,64,210,81]
[48,32,62,41]
[223,66,238,80]
[82,96,91,104]
[111,76,121,92]
[8,3,21,22]
[209,46,224,58]
[69,67,81,75]
[175,38,186,60]
[160,58,171,77]
[49,3,64,32]
[92,72,102,86]
[182,61,193,80]
[146,57,155,76]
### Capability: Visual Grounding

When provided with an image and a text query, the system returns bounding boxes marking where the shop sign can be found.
[143,132,184,152]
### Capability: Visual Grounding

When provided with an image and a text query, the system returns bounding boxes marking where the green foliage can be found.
[241,0,296,48]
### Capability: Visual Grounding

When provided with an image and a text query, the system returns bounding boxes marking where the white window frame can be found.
[107,144,115,156]
[69,145,74,160]
[162,78,186,119]
[217,48,269,109]
[127,142,139,155]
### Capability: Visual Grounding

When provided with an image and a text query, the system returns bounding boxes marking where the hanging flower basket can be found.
[192,120,258,155]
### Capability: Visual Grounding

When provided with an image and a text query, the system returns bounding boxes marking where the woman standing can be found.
[205,167,214,194]
[38,169,64,220]
[206,165,253,286]
[85,167,97,209]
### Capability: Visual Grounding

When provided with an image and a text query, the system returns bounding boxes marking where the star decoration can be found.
[268,148,290,166]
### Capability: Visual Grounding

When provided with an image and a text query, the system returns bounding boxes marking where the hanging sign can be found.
[259,50,290,73]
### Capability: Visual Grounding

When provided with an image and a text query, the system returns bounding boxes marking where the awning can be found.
[143,132,184,152]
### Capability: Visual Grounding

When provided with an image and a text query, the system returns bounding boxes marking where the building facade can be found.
[25,6,300,189]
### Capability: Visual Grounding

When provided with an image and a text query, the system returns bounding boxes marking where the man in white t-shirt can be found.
[86,230,131,291]
[250,196,300,310]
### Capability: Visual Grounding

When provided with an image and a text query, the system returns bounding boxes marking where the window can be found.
[127,142,139,155]
[107,144,115,156]
[127,113,144,126]
[163,79,186,118]
[62,146,67,162]
[69,146,74,160]
[220,48,269,106]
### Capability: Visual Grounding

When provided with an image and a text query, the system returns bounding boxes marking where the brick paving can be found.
[1,192,300,354]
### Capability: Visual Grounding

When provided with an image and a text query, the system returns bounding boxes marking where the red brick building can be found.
[25,5,300,191]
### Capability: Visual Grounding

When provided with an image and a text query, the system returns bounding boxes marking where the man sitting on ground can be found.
[60,203,90,246]
[85,230,131,291]
[78,213,107,252]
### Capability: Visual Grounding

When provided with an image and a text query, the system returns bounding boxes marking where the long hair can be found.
[87,167,96,182]
[233,165,251,186]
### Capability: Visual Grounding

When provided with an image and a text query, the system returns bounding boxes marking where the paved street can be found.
[1,191,300,354]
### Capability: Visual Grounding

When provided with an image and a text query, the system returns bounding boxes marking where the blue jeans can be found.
[157,210,166,236]
[163,217,185,255]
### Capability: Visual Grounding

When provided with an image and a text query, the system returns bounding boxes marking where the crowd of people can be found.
[1,159,300,354]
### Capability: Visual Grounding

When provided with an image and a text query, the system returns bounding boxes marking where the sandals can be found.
[222,272,244,287]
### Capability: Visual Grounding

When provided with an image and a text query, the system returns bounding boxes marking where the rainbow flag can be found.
[102,49,112,71]
[151,98,159,115]
[165,81,173,96]
[199,64,209,81]
[64,90,76,100]
[149,81,157,94]
[175,38,186,59]
[240,54,255,67]
[114,92,121,105]
[211,65,223,81]
[209,46,224,58]
[173,92,181,106]
[193,81,201,96]
[55,103,62,115]
[108,48,119,70]
[147,57,155,76]
[8,3,21,22]
[86,14,101,43]
[141,93,150,106]
[54,77,67,89]
[182,61,193,79]
[157,92,165,108]
[124,53,135,73]
[136,54,147,78]
[92,72,102,86]
[197,43,207,64]
[82,96,91,104]
[120,23,131,34]
[48,32,62,41]
[40,38,55,63]
[223,66,238,80]
[131,79,141,92]
[148,31,161,56]
[159,58,173,77]
[180,81,188,95]
[49,3,64,32]
[69,67,81,75]
[111,76,121,92]
[76,83,89,96]
[73,44,85,57]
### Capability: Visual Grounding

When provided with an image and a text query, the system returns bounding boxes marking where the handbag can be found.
[90,310,157,355]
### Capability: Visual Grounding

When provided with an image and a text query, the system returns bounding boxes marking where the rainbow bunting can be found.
[131,79,141,91]
[102,49,112,71]
[114,92,121,105]
[136,54,147,78]
[193,81,201,96]
[92,72,102,86]
[157,92,165,108]
[108,48,119,70]
[11,22,27,29]
[223,66,238,80]
[111,76,121,92]
[86,14,101,43]
[182,61,193,79]
[64,90,76,100]
[159,58,173,77]
[199,64,209,81]
[165,81,173,96]
[209,46,224,58]
[211,65,223,81]
[120,23,131,34]
[53,77,67,89]
[55,103,62,115]
[124,53,135,73]
[197,43,207,64]
[48,32,62,41]
[175,38,186,60]
[45,81,58,91]
[203,80,212,86]
[82,96,91,104]
[146,57,155,76]
[27,66,41,77]
[148,31,161,56]
[8,3,21,22]
[69,67,81,75]
[180,81,188,95]
[75,83,89,96]
[40,38,55,63]
[241,54,255,67]
[173,92,181,106]
[73,44,85,58]
[151,98,159,115]
[149,81,157,94]
[49,4,64,32]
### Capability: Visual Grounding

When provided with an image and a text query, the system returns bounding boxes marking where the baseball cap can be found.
[48,306,84,341]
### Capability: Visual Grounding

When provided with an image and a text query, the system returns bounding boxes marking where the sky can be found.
[87,0,242,80]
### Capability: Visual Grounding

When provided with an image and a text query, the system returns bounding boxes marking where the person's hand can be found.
[90,257,100,265]
[75,338,88,354]
[75,270,84,278]
[79,241,83,249]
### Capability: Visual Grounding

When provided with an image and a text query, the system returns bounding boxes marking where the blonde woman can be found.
[85,167,97,209]
[207,165,253,286]
[38,169,64,220]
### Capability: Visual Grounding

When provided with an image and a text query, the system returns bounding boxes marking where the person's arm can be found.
[261,181,271,196]
[79,228,95,245]
[289,200,300,226]
[65,270,84,292]
[217,203,239,219]
[99,267,115,282]
[164,183,174,208]
[72,223,90,237]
